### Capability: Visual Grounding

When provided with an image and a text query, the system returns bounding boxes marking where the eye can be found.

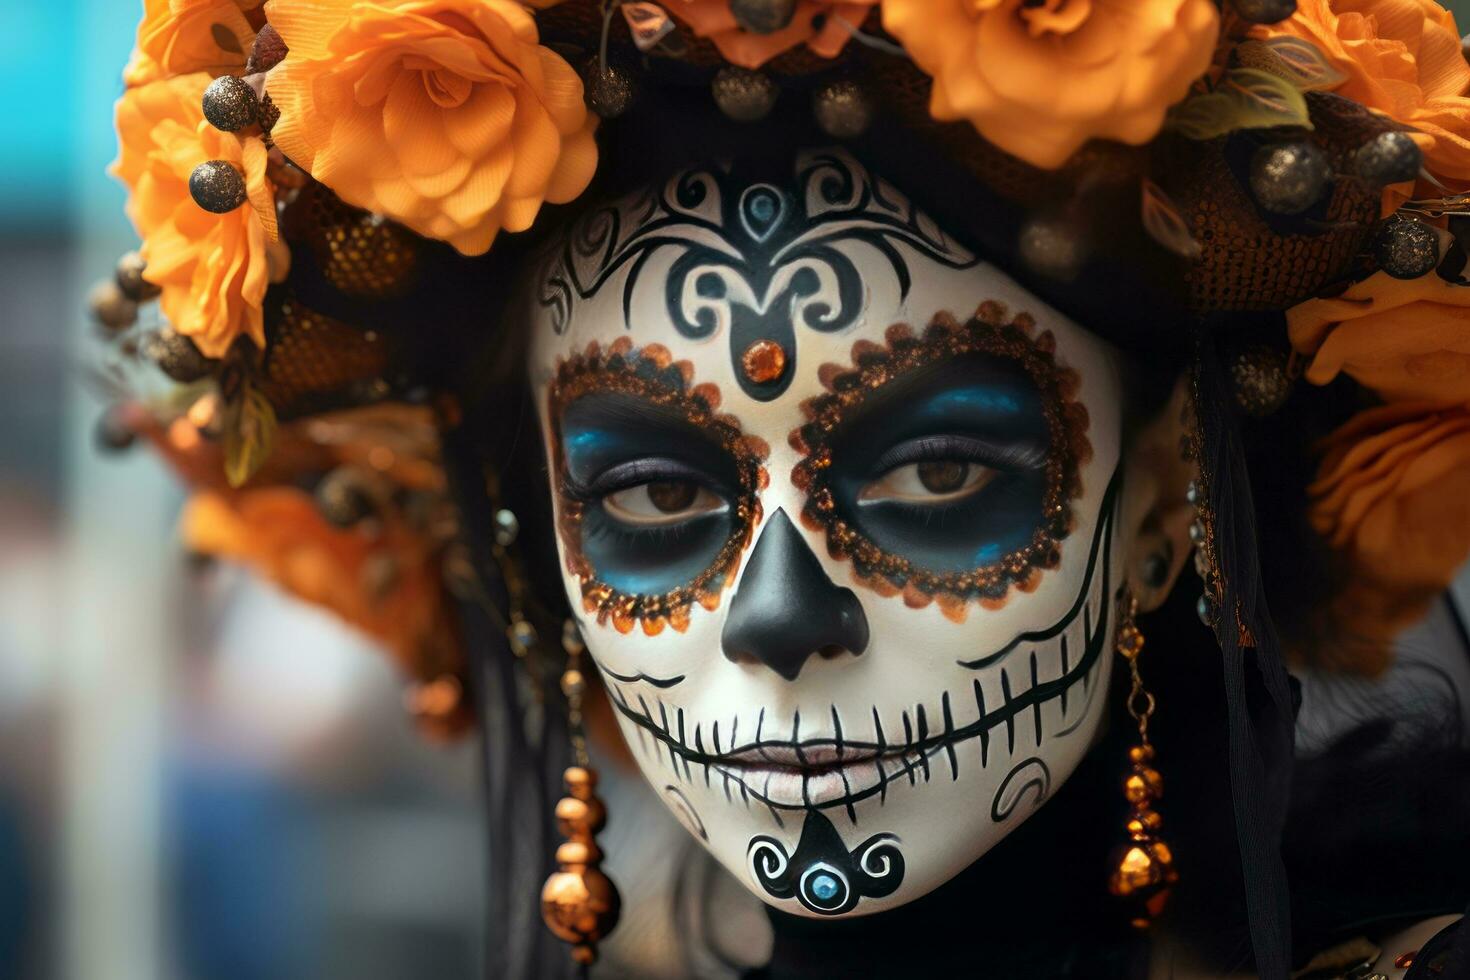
[602,480,728,526]
[858,459,996,505]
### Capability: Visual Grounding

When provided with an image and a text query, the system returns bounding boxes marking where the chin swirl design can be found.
[747,809,905,916]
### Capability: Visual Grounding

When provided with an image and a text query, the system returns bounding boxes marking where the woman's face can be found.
[528,149,1129,917]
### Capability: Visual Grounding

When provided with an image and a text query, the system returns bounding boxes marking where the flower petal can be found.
[266,0,598,253]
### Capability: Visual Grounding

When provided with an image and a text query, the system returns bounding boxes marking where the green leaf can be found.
[222,382,277,488]
[1226,68,1310,117]
[1235,37,1348,93]
[1165,69,1312,140]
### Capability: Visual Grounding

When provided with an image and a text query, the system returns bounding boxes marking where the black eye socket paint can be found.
[819,353,1058,575]
[546,338,769,636]
[790,303,1093,621]
[559,397,743,597]
[561,393,743,496]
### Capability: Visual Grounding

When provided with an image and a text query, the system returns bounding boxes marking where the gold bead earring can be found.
[541,619,621,969]
[1106,589,1179,929]
[474,472,622,967]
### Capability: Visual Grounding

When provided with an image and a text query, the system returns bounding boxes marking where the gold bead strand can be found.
[1107,591,1180,928]
[561,619,590,769]
[542,618,620,969]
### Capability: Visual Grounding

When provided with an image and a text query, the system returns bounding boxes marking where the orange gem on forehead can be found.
[741,339,787,385]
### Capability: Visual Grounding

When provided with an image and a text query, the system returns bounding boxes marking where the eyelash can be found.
[867,434,1047,478]
[563,457,723,503]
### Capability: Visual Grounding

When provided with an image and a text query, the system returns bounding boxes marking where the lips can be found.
[723,743,869,766]
[714,743,924,808]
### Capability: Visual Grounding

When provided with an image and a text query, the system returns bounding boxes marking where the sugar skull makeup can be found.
[529,150,1128,918]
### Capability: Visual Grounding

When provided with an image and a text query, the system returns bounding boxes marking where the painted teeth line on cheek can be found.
[606,465,1120,823]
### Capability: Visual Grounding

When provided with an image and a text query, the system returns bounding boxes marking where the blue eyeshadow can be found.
[974,542,1002,565]
[915,385,1028,420]
[563,425,621,476]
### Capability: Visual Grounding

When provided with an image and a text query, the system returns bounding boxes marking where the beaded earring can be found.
[541,620,621,969]
[466,473,622,969]
[1106,589,1180,928]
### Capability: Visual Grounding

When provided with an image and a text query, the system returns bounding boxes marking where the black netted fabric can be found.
[257,288,388,420]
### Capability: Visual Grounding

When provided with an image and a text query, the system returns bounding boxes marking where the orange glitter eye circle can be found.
[788,302,1093,616]
[546,338,771,635]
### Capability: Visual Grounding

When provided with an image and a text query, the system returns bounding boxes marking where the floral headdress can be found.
[96,0,1470,677]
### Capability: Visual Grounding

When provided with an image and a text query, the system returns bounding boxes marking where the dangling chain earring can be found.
[468,472,621,969]
[541,619,621,970]
[1107,589,1180,928]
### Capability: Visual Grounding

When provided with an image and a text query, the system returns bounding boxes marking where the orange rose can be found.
[112,73,284,359]
[668,1,879,69]
[182,487,446,667]
[1306,402,1470,669]
[1288,267,1470,404]
[265,0,598,256]
[1254,0,1470,190]
[882,0,1219,170]
[124,0,265,87]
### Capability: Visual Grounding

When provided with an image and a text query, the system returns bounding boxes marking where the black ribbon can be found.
[1195,333,1299,979]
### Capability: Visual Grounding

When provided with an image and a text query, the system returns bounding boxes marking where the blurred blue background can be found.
[0,3,484,979]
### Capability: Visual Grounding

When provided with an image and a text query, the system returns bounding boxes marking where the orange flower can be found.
[124,0,265,87]
[1306,402,1470,669]
[882,0,1219,170]
[667,1,879,69]
[182,487,446,667]
[265,0,598,256]
[112,73,284,359]
[1288,267,1470,404]
[1253,0,1470,190]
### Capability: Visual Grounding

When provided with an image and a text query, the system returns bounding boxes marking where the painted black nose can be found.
[721,509,869,681]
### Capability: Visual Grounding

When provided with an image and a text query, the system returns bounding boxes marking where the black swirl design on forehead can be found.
[537,149,978,402]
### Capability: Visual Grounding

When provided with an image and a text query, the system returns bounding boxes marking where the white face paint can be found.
[528,150,1128,918]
